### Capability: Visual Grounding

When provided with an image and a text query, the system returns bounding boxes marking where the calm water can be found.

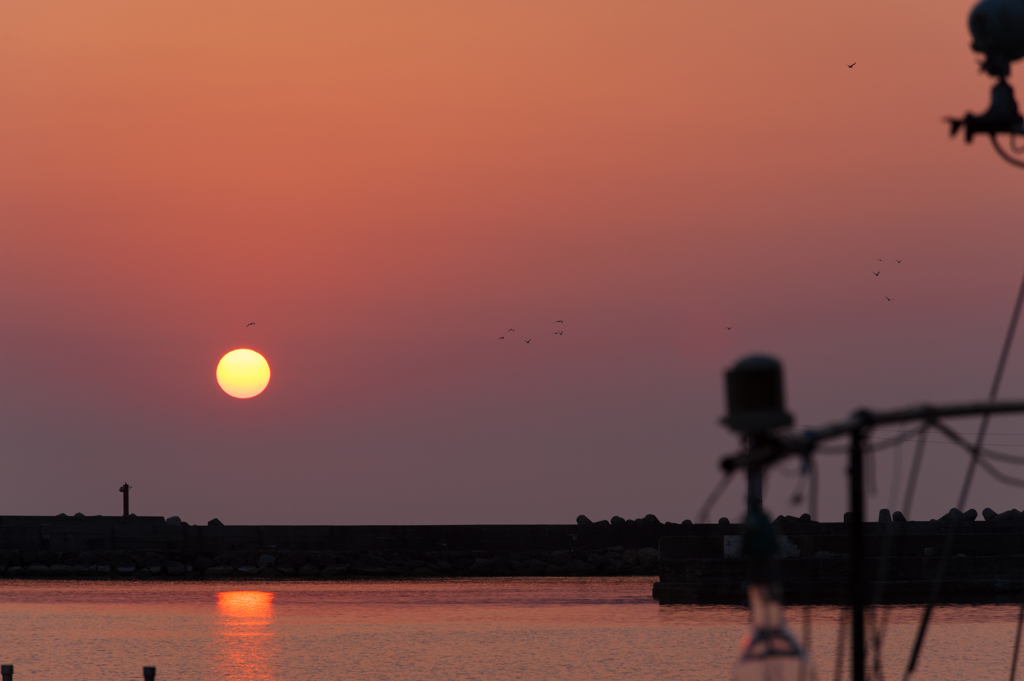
[0,577,1021,680]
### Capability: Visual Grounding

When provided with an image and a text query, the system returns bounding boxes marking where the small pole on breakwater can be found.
[143,666,155,680]
[120,482,132,518]
[2,664,13,681]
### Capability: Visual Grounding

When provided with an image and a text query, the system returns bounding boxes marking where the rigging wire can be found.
[992,134,1024,168]
[973,448,1024,464]
[870,606,884,681]
[905,268,1024,679]
[803,604,813,673]
[890,439,903,514]
[865,439,1024,453]
[834,609,849,681]
[1012,592,1024,681]
[874,428,1024,437]
[788,457,814,506]
[901,424,932,520]
[866,440,877,498]
[916,421,1024,486]
[809,456,818,522]
[870,432,912,680]
[904,418,1024,679]
[878,434,1024,464]
[696,471,734,524]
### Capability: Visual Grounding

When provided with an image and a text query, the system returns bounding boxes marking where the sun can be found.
[216,349,271,399]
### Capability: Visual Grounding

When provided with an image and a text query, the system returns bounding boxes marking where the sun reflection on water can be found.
[217,591,275,680]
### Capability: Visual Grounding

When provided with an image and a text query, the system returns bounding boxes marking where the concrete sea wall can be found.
[0,515,669,579]
[5,512,1022,602]
[657,513,1024,604]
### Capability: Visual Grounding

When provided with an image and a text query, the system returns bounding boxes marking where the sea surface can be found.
[0,577,1020,680]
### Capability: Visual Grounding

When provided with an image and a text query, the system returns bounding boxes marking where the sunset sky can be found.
[2,0,1023,525]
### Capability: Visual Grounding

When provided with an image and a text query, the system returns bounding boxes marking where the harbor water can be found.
[0,577,1020,680]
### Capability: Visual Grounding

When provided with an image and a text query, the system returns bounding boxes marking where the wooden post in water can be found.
[143,666,155,680]
[1,664,12,681]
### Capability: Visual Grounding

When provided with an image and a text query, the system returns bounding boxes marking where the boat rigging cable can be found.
[694,284,1024,680]
[904,269,1024,680]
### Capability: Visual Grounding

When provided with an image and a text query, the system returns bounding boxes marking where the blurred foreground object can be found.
[724,358,814,680]
[733,512,815,681]
[949,0,1024,166]
[723,355,794,514]
[735,583,814,681]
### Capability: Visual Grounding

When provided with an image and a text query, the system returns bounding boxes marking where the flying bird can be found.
[885,296,894,301]
[873,271,880,276]
[555,320,564,324]
[876,259,884,262]
[896,260,902,263]
[848,63,856,68]
[525,339,531,344]
[553,331,562,335]
[499,336,504,340]
[246,322,255,327]
[727,327,732,330]
[508,328,515,332]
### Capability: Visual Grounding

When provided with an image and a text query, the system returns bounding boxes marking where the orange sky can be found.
[2,0,1023,524]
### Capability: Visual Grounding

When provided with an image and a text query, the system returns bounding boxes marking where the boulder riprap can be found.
[991,509,1022,523]
[0,546,664,579]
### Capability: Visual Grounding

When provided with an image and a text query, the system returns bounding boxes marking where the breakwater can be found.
[657,510,1024,605]
[0,515,668,579]
[6,511,1024,602]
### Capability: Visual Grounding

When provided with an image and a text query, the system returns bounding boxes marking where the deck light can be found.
[948,0,1024,165]
[723,355,792,434]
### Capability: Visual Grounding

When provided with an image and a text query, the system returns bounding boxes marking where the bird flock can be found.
[724,255,904,331]
[499,320,565,345]
[872,257,903,302]
[247,62,866,347]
